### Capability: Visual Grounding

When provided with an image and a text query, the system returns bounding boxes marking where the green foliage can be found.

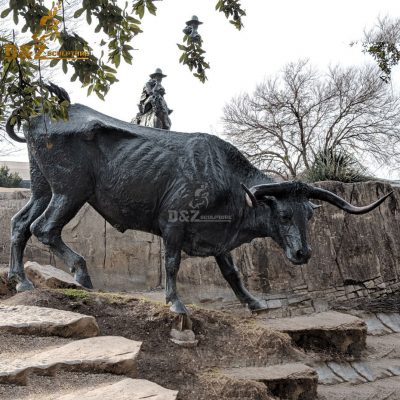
[304,148,370,183]
[132,0,157,19]
[178,34,210,83]
[0,0,245,130]
[363,41,400,83]
[0,165,22,187]
[360,16,400,82]
[215,0,246,30]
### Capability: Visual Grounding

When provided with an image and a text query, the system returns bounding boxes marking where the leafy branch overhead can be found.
[361,16,400,83]
[215,0,246,30]
[178,16,209,83]
[0,0,245,132]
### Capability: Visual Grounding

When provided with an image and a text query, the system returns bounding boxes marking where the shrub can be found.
[304,148,370,183]
[0,165,23,188]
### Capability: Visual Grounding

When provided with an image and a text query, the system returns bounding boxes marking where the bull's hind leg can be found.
[215,252,268,311]
[30,193,93,288]
[9,160,52,291]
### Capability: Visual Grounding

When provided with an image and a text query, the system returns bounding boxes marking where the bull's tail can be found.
[5,81,70,144]
[5,116,26,143]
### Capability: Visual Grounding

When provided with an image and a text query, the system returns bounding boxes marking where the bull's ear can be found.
[241,183,257,208]
[310,202,322,210]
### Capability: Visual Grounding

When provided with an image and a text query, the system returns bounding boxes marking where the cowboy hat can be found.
[186,15,203,26]
[149,68,167,78]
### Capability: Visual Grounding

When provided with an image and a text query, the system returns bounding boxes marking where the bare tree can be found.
[223,60,400,179]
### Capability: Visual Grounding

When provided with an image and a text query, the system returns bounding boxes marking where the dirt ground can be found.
[0,288,299,400]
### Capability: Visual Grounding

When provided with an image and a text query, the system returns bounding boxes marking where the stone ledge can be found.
[222,364,318,400]
[57,378,178,400]
[0,305,99,338]
[0,336,142,385]
[258,311,367,355]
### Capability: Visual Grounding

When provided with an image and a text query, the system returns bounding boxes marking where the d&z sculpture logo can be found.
[3,1,90,61]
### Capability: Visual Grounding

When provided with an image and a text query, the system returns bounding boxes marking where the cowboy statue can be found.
[132,68,173,130]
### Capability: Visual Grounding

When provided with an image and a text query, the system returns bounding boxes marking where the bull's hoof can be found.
[170,300,189,315]
[16,278,35,292]
[75,273,93,289]
[248,299,269,313]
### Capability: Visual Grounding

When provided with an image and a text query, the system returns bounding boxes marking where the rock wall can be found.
[0,182,399,308]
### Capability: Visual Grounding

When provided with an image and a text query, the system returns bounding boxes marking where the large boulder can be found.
[24,261,82,289]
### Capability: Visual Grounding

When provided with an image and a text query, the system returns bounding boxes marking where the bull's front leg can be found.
[163,225,188,314]
[215,252,268,311]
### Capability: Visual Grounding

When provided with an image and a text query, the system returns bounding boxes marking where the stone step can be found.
[222,363,318,400]
[0,305,99,338]
[315,359,400,385]
[258,311,366,355]
[24,261,82,289]
[0,336,142,385]
[57,378,178,400]
[318,375,400,400]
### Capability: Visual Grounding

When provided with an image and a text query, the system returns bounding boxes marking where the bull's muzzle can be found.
[287,246,312,265]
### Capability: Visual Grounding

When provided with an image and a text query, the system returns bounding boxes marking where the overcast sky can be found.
[1,0,400,178]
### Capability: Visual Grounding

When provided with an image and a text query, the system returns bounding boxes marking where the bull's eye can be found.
[280,213,292,223]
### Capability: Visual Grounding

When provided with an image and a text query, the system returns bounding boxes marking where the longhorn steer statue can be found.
[6,99,392,314]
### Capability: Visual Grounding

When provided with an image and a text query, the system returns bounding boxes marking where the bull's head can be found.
[241,182,392,265]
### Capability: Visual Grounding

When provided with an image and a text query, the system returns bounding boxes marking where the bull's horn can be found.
[309,187,393,215]
[248,181,309,198]
[241,181,307,207]
[241,183,258,207]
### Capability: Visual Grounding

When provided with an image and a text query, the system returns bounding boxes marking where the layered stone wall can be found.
[0,182,399,309]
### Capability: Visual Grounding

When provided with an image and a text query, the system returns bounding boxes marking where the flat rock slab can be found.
[351,361,393,383]
[58,378,178,400]
[25,261,82,289]
[0,336,142,385]
[362,313,394,335]
[313,363,344,385]
[327,361,367,384]
[259,311,367,355]
[222,363,318,400]
[317,360,400,385]
[376,313,400,334]
[0,305,99,338]
[318,375,400,400]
